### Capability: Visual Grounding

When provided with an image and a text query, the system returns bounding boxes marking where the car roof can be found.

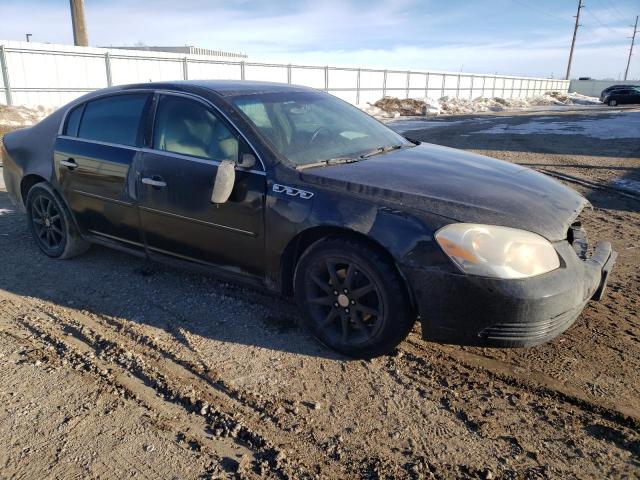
[121,80,317,97]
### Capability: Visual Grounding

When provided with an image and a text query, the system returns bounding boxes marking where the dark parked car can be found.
[1,81,617,358]
[600,84,640,102]
[602,87,640,106]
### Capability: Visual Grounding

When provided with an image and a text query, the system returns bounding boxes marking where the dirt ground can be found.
[0,107,639,479]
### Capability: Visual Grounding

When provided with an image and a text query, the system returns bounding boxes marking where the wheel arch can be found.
[279,225,417,311]
[21,176,84,235]
[20,174,49,207]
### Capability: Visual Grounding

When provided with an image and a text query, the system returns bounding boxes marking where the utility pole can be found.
[25,33,32,42]
[69,0,89,46]
[624,16,638,81]
[565,0,584,80]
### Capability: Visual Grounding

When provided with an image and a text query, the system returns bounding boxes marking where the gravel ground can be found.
[0,107,639,479]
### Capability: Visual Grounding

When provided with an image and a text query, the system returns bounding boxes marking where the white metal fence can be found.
[0,40,569,108]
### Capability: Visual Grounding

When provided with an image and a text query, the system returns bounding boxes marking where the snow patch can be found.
[0,104,53,128]
[359,91,602,118]
[472,112,640,139]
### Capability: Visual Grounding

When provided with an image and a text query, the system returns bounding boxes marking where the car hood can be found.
[300,143,587,241]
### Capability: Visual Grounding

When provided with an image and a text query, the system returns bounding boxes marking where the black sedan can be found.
[1,81,617,358]
[603,87,640,106]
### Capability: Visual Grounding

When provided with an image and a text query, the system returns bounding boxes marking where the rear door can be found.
[137,93,266,277]
[55,92,152,247]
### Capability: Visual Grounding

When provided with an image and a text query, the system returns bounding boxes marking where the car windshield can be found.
[230,91,413,167]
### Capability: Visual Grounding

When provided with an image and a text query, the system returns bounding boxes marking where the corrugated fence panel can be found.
[110,57,183,85]
[187,61,242,80]
[245,64,288,83]
[293,67,325,90]
[0,40,570,108]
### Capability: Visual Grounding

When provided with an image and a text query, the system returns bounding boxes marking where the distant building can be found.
[107,45,248,59]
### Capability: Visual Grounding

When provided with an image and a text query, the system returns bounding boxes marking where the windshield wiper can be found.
[358,144,403,159]
[296,157,361,170]
[296,144,404,170]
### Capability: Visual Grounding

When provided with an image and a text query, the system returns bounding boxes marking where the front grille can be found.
[478,305,582,343]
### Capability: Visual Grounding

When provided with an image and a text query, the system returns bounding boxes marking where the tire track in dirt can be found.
[0,293,327,479]
[400,338,640,428]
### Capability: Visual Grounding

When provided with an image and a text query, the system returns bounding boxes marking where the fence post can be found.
[382,70,387,97]
[240,61,245,80]
[0,45,13,106]
[424,72,429,98]
[287,64,292,84]
[405,70,410,99]
[492,76,496,98]
[469,75,474,100]
[481,76,486,98]
[324,66,329,92]
[456,74,461,98]
[441,74,446,98]
[104,52,113,87]
[182,57,189,80]
[356,68,361,105]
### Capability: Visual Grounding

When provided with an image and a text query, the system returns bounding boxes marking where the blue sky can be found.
[1,0,639,79]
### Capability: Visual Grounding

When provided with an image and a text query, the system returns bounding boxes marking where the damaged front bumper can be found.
[402,239,617,348]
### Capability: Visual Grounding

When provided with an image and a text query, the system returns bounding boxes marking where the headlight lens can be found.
[435,224,560,279]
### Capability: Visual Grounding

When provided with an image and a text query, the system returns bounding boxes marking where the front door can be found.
[137,93,266,277]
[55,92,152,247]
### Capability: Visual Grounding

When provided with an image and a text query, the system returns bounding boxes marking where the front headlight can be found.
[435,224,560,279]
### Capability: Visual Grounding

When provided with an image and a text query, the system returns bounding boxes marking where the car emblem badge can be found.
[272,184,314,199]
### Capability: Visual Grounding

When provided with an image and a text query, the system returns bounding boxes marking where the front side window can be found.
[232,91,412,167]
[153,95,238,162]
[78,94,149,146]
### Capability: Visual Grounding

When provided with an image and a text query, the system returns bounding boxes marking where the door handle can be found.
[141,177,167,188]
[60,158,78,169]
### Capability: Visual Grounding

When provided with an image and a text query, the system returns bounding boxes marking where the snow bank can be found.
[0,105,52,128]
[360,91,601,118]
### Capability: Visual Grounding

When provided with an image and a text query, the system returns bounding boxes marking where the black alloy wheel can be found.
[26,183,89,259]
[30,192,65,255]
[295,237,414,358]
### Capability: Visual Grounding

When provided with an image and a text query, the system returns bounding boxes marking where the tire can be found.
[294,236,414,358]
[26,182,89,259]
[608,99,617,107]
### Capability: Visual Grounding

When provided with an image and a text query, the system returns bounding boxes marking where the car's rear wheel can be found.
[294,237,414,358]
[26,182,89,259]
[608,99,617,106]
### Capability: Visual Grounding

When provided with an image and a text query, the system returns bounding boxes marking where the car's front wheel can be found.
[294,237,414,358]
[26,182,89,259]
[608,99,618,106]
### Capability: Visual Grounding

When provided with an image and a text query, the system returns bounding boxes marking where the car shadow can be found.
[0,190,343,360]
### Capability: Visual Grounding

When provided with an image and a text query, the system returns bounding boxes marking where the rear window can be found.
[78,94,150,146]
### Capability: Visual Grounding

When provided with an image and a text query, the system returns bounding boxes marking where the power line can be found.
[583,6,623,35]
[603,0,627,21]
[510,0,573,22]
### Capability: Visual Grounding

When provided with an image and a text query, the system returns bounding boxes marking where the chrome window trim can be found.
[58,135,142,152]
[139,147,266,176]
[56,88,267,173]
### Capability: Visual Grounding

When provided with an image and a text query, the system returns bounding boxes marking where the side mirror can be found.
[237,153,256,169]
[211,160,236,204]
